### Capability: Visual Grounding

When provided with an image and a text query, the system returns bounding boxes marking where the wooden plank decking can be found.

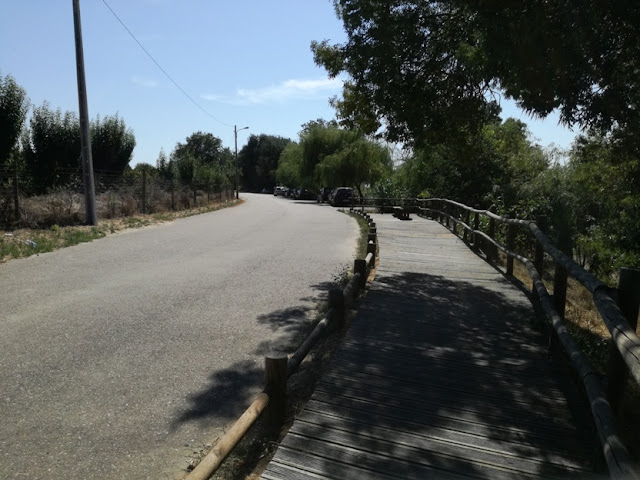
[262,214,602,479]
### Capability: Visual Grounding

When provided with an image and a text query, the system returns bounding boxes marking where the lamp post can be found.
[234,125,248,199]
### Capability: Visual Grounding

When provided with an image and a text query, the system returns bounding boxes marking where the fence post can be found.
[354,259,367,290]
[141,169,147,214]
[487,216,496,262]
[13,166,20,224]
[606,268,640,413]
[506,222,516,276]
[367,240,376,265]
[552,222,572,320]
[463,209,470,243]
[264,355,287,431]
[472,207,480,251]
[329,288,345,330]
[534,215,547,292]
[368,232,377,245]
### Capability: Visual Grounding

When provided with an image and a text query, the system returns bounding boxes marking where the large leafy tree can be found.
[90,114,136,174]
[170,132,233,185]
[313,1,640,149]
[278,120,392,194]
[24,103,82,193]
[0,73,29,170]
[239,134,292,191]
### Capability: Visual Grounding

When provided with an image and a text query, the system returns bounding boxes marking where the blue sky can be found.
[1,0,579,167]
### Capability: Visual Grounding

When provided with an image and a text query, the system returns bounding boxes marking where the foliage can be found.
[567,133,640,276]
[24,103,82,194]
[0,72,29,170]
[275,142,303,187]
[169,131,233,185]
[314,1,640,149]
[21,103,136,194]
[90,114,136,174]
[239,134,292,191]
[295,121,391,194]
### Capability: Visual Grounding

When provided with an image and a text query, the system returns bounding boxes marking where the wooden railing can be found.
[417,197,640,480]
[186,211,377,480]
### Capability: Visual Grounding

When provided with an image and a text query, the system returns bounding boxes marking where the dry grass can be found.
[1,198,243,263]
[507,256,640,461]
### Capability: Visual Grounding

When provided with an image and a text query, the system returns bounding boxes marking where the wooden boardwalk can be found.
[262,215,602,479]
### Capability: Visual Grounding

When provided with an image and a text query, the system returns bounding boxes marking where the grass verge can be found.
[1,199,243,263]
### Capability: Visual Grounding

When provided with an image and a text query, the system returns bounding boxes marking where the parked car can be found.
[294,188,315,200]
[317,187,332,203]
[273,186,287,196]
[330,187,355,207]
[261,186,274,194]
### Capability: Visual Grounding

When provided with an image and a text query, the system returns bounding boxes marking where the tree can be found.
[316,137,392,197]
[90,114,135,174]
[0,73,29,170]
[24,103,82,193]
[313,1,640,149]
[276,142,303,187]
[239,134,292,191]
[170,132,233,185]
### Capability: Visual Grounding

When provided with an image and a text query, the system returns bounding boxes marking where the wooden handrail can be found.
[415,196,639,479]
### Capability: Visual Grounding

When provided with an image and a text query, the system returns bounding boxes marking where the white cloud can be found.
[131,76,158,88]
[201,77,343,105]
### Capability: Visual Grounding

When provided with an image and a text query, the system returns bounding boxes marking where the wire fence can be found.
[0,168,234,229]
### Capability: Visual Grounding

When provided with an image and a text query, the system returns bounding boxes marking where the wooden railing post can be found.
[553,222,572,320]
[463,209,470,243]
[264,355,287,431]
[487,216,496,262]
[472,207,480,251]
[354,259,367,290]
[506,223,516,276]
[534,215,547,292]
[329,288,345,330]
[607,268,640,413]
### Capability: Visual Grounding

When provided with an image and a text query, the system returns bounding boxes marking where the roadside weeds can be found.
[0,199,243,263]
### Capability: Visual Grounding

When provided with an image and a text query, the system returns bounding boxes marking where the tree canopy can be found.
[0,73,29,169]
[169,131,233,185]
[276,121,392,195]
[313,1,640,148]
[239,134,292,192]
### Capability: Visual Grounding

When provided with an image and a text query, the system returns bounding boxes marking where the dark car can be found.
[294,188,315,200]
[317,187,332,203]
[330,187,355,207]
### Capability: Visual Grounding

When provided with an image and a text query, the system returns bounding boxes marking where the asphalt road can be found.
[0,193,358,480]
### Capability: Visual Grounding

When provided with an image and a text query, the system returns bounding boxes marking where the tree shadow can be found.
[171,281,341,432]
[266,271,604,479]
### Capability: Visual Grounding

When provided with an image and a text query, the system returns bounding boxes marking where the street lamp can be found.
[234,125,249,199]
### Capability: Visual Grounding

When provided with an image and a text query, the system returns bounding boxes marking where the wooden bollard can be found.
[369,222,376,229]
[354,259,367,290]
[369,227,377,235]
[264,355,287,431]
[367,233,377,244]
[329,288,345,330]
[367,240,376,265]
[607,267,640,413]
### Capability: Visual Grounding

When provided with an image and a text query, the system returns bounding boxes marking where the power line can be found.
[100,0,232,128]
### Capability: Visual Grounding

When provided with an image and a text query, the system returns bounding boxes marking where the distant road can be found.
[0,193,358,480]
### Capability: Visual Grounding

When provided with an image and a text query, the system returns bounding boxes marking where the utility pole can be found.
[73,0,97,225]
[234,125,248,200]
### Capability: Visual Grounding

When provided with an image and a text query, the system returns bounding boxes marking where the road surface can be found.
[0,193,358,479]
